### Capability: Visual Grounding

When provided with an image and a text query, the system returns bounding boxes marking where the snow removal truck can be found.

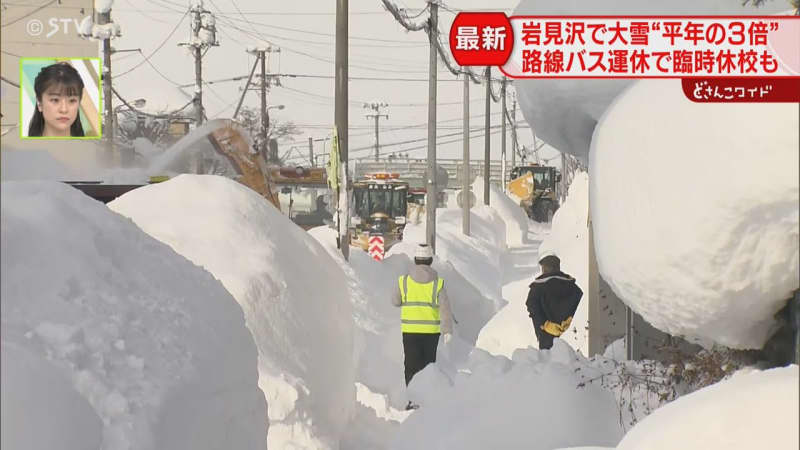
[350,172,409,257]
[507,164,561,222]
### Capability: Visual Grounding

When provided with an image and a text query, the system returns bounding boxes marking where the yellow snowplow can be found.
[508,165,561,222]
[350,173,409,254]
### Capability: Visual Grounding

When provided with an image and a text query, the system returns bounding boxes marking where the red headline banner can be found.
[449,15,800,79]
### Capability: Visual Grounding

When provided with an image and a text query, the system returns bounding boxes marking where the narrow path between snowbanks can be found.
[477,229,548,357]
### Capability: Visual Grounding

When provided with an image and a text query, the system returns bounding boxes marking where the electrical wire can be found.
[1,0,57,27]
[122,0,174,25]
[1,75,20,88]
[115,9,189,79]
[1,49,23,58]
[112,86,195,118]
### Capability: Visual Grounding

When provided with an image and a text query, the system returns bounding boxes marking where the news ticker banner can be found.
[449,14,800,102]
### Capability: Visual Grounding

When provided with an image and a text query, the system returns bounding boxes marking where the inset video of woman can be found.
[20,58,101,139]
[27,62,85,138]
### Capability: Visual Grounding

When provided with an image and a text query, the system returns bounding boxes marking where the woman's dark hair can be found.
[27,62,85,137]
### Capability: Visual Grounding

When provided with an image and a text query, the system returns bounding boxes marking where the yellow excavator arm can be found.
[207,121,281,208]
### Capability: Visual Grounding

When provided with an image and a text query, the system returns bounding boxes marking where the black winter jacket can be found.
[526,271,583,335]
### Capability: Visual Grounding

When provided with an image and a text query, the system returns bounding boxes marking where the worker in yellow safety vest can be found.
[392,244,454,409]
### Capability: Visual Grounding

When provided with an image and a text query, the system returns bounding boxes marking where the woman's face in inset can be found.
[37,83,80,136]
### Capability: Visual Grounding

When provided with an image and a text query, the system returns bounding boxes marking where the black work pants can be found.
[402,332,440,385]
[532,320,555,350]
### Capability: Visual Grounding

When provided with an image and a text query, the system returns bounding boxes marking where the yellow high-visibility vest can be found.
[398,275,444,334]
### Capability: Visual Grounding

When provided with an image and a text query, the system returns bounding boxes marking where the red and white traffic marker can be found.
[369,235,385,262]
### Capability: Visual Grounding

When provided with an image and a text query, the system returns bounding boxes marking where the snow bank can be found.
[1,342,102,450]
[591,79,799,349]
[616,366,799,450]
[475,292,540,357]
[309,225,409,409]
[471,176,529,247]
[512,0,787,163]
[109,175,355,449]
[390,341,623,450]
[1,181,266,450]
[392,206,505,304]
[0,150,75,181]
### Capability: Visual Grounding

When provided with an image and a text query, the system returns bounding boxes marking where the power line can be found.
[1,49,23,58]
[111,86,195,118]
[108,5,397,16]
[306,128,505,160]
[1,75,20,88]
[349,124,504,153]
[122,0,174,25]
[115,9,189,79]
[1,0,57,27]
[212,9,430,44]
[225,0,261,38]
[375,128,504,159]
[291,109,507,134]
[183,72,495,87]
[208,14,434,74]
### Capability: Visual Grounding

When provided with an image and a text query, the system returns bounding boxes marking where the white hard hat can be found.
[415,244,433,259]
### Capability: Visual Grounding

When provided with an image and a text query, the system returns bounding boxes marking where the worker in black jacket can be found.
[526,254,583,350]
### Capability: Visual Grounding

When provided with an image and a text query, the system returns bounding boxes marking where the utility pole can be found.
[308,137,314,166]
[426,0,439,253]
[364,101,388,161]
[335,0,350,261]
[462,74,470,236]
[260,50,267,158]
[233,55,260,120]
[511,94,517,168]
[245,47,280,162]
[484,66,491,206]
[97,8,115,161]
[561,152,567,201]
[501,77,507,191]
[179,0,218,127]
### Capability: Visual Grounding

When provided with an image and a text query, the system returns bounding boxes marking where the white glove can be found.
[443,333,453,344]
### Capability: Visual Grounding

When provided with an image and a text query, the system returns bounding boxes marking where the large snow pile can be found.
[512,0,788,163]
[1,181,266,450]
[109,175,355,449]
[471,176,529,247]
[477,173,590,357]
[616,366,799,450]
[0,149,75,180]
[590,79,799,349]
[389,341,624,450]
